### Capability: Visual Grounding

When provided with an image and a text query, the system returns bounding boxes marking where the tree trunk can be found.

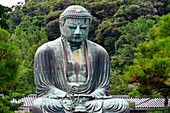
[164,95,168,113]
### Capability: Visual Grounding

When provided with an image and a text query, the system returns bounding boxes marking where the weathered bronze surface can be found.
[32,5,129,113]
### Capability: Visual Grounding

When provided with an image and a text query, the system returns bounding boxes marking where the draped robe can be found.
[32,38,129,113]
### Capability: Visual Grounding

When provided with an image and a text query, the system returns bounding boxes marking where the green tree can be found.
[0,28,23,113]
[9,0,50,93]
[110,17,156,95]
[95,19,127,55]
[44,10,63,41]
[0,4,12,32]
[123,13,170,108]
[9,5,22,32]
[13,26,48,93]
[113,17,156,75]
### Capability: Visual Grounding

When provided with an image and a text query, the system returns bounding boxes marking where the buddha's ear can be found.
[59,23,63,35]
[59,19,65,35]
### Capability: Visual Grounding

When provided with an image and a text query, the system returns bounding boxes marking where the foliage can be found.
[110,17,156,95]
[0,4,12,32]
[120,17,156,47]
[95,19,127,55]
[9,4,22,32]
[13,26,48,93]
[113,17,156,74]
[44,10,62,40]
[110,70,133,95]
[0,28,23,112]
[129,102,135,110]
[150,107,170,113]
[123,13,170,107]
[0,28,18,94]
[9,1,50,94]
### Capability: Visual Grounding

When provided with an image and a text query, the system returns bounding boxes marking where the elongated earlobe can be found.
[59,24,63,34]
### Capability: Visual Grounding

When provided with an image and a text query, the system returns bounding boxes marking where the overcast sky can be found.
[0,0,25,7]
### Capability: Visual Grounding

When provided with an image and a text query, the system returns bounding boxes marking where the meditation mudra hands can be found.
[46,86,112,101]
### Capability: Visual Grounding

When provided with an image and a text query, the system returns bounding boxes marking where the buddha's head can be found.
[59,5,92,44]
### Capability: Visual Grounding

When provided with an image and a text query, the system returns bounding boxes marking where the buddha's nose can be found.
[74,27,81,35]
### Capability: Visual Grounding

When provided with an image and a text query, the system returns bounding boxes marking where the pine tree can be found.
[0,4,24,112]
[123,13,170,108]
[0,28,23,113]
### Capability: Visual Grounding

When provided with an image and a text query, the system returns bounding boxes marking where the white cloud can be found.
[0,0,25,7]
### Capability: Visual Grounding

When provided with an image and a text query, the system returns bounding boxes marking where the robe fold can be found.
[33,38,130,113]
[34,37,110,97]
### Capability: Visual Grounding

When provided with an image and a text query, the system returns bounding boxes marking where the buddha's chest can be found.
[65,46,87,83]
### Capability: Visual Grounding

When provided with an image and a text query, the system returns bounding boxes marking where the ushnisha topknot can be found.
[59,5,92,24]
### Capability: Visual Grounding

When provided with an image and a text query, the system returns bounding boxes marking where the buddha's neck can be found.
[64,39,84,51]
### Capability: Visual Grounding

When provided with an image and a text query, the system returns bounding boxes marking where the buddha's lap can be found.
[32,97,129,112]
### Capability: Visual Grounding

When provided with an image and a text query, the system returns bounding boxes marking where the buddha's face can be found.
[61,18,89,43]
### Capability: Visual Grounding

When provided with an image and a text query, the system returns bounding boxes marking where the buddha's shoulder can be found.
[35,38,61,54]
[87,40,108,54]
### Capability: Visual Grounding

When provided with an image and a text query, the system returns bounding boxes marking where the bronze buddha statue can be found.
[32,5,129,113]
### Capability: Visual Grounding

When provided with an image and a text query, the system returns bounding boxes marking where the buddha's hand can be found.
[90,88,112,99]
[46,87,67,99]
[66,94,94,100]
[67,82,80,93]
[78,94,95,100]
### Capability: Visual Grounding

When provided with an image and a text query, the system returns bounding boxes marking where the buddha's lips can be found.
[73,36,81,39]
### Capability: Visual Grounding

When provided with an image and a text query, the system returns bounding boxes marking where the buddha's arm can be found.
[34,47,67,98]
[89,48,110,99]
[34,63,67,98]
